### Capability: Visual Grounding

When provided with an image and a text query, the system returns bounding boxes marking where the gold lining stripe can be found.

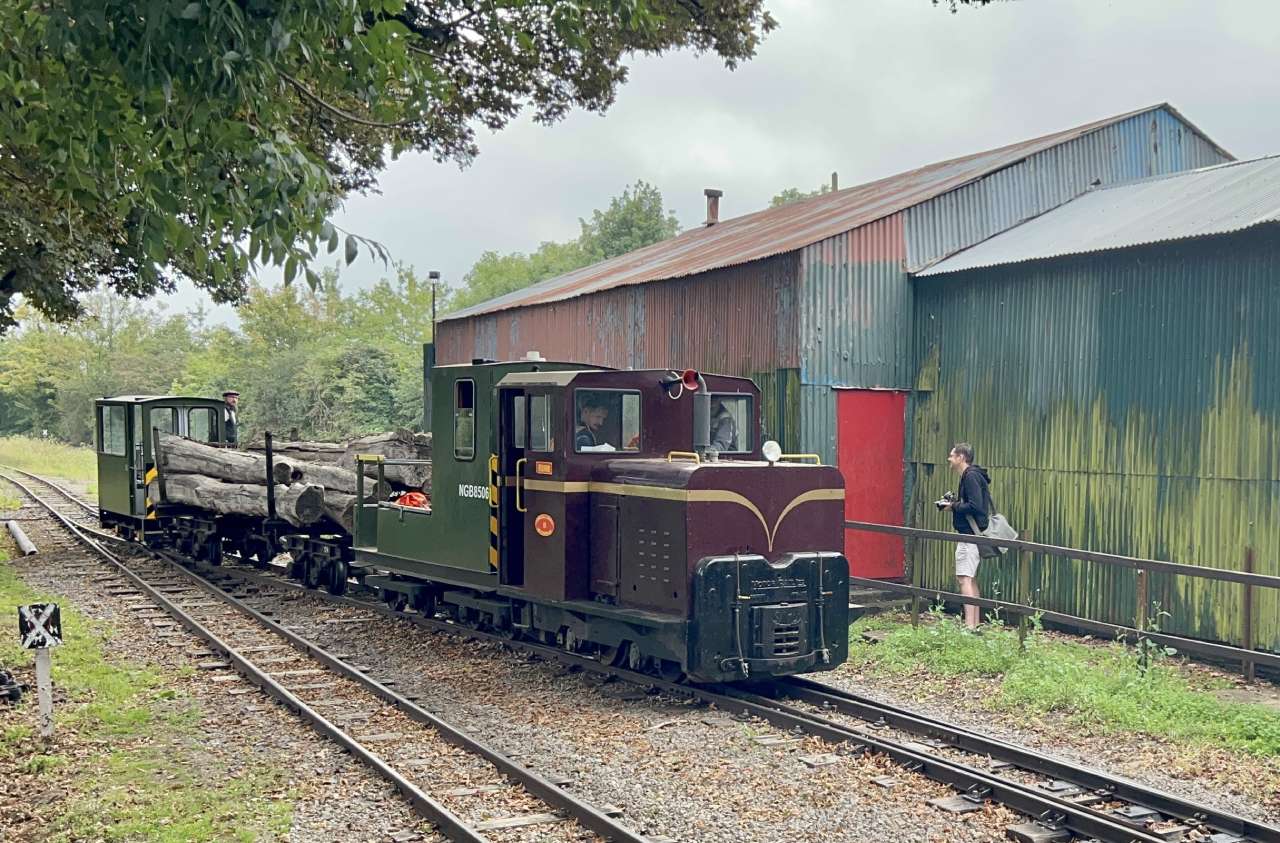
[520,480,843,551]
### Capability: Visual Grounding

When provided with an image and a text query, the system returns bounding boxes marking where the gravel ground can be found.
[236,585,1035,843]
[0,499,441,843]
[817,620,1280,825]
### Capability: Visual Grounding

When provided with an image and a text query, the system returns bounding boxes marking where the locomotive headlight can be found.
[761,440,782,464]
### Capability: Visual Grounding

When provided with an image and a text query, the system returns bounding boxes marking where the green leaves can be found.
[1,0,775,332]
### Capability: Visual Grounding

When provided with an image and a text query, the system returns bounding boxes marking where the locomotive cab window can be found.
[574,389,640,453]
[454,379,475,460]
[529,394,553,451]
[511,395,526,448]
[99,405,127,456]
[709,394,752,453]
[149,407,178,437]
[189,407,217,442]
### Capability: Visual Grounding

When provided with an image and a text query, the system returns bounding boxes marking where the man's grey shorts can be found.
[955,542,981,578]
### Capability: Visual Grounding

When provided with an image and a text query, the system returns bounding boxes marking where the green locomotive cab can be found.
[94,396,226,538]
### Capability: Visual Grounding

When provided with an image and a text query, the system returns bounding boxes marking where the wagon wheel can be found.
[287,551,308,581]
[202,536,223,566]
[248,537,272,570]
[325,559,349,596]
[303,556,323,589]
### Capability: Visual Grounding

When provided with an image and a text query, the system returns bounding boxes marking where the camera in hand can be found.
[934,490,958,510]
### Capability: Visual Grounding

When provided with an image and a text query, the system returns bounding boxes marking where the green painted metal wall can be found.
[908,229,1280,653]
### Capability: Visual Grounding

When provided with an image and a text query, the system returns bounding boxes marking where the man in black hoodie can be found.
[940,442,991,630]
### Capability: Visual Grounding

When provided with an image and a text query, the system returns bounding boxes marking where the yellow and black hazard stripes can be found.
[487,454,499,570]
[143,466,158,520]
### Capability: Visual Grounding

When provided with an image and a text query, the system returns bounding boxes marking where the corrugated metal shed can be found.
[920,156,1280,276]
[910,229,1280,651]
[443,103,1229,323]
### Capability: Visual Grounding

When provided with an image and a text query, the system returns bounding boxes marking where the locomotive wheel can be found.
[325,559,349,596]
[657,659,685,684]
[383,591,408,612]
[597,642,628,667]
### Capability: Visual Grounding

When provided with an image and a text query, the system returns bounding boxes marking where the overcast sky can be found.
[168,0,1280,324]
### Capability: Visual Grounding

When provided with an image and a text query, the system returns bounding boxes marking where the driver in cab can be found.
[575,399,613,451]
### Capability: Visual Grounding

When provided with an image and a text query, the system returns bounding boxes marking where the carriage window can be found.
[511,395,526,448]
[149,407,178,437]
[454,379,475,460]
[99,406,126,456]
[189,407,217,442]
[574,389,640,453]
[709,394,752,453]
[529,394,552,451]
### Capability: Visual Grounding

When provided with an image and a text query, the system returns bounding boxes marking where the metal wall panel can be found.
[908,229,1280,651]
[435,253,803,445]
[798,214,911,390]
[799,384,838,466]
[905,108,1230,272]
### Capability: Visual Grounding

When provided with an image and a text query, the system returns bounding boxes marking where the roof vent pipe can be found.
[704,188,723,226]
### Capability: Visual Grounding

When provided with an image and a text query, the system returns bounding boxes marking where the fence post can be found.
[1136,568,1149,634]
[1016,529,1031,650]
[910,556,922,628]
[1243,547,1255,682]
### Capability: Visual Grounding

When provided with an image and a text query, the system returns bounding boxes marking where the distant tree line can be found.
[0,182,682,444]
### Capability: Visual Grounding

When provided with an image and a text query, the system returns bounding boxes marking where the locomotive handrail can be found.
[665,450,701,464]
[778,453,823,465]
[514,458,528,512]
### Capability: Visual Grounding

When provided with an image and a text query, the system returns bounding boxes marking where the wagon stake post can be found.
[17,603,63,739]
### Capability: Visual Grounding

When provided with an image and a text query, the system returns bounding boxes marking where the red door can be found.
[836,388,907,579]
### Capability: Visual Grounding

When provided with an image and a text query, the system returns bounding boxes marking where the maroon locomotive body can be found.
[361,360,851,683]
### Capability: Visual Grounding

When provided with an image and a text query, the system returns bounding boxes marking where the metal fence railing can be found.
[845,520,1280,679]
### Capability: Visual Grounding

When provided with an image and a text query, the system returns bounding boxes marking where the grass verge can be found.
[0,547,292,841]
[847,609,1280,757]
[0,436,97,495]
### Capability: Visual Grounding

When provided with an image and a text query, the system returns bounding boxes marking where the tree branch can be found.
[280,72,417,129]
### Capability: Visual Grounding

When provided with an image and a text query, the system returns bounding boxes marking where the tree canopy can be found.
[447,179,680,313]
[769,182,834,208]
[0,0,776,332]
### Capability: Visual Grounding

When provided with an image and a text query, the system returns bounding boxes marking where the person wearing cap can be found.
[222,390,240,444]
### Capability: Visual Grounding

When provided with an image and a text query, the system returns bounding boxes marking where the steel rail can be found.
[184,562,1224,843]
[1,471,652,843]
[776,676,1277,843]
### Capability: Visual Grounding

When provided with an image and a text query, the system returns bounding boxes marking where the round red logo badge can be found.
[534,513,555,537]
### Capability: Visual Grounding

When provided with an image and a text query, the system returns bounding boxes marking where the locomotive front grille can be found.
[751,604,809,659]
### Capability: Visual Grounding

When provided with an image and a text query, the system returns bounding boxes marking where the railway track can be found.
[180,553,1278,843]
[0,468,661,843]
[6,466,1277,843]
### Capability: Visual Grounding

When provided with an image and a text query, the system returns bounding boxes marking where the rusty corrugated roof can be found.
[444,103,1226,322]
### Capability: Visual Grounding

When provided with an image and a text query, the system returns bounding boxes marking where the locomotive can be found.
[94,357,851,683]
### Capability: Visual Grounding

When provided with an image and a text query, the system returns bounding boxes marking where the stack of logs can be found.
[153,430,431,533]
